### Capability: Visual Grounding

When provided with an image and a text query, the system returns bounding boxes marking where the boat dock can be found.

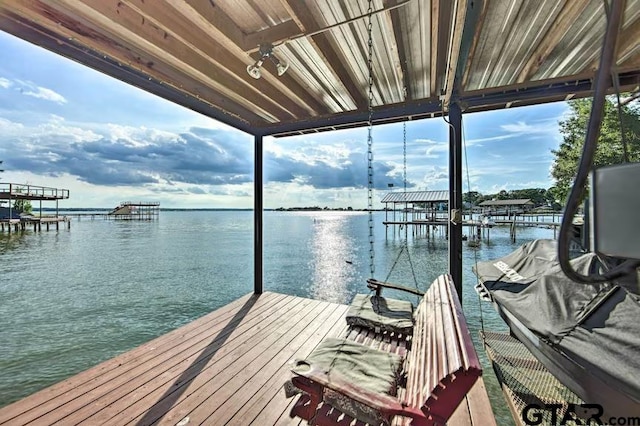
[0,292,494,426]
[108,202,160,220]
[0,183,70,232]
[0,216,71,233]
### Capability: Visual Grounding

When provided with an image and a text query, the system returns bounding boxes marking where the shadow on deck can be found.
[0,292,493,425]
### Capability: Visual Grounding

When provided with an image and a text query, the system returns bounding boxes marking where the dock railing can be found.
[0,183,70,200]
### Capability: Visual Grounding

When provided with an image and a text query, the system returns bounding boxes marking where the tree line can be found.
[463,188,561,210]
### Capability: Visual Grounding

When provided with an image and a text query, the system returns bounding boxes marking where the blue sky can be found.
[0,30,568,209]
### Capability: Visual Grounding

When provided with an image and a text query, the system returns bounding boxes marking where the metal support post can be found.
[254,134,264,294]
[448,102,463,303]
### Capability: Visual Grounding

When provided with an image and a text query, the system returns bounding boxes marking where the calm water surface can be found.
[0,210,555,423]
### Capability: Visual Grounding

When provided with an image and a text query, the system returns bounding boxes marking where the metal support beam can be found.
[448,102,463,303]
[254,134,264,294]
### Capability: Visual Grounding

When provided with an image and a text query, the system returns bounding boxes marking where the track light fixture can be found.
[246,43,289,79]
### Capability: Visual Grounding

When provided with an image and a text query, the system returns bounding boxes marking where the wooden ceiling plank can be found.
[244,19,301,52]
[173,0,329,116]
[443,0,469,107]
[282,0,368,110]
[4,1,266,125]
[120,0,308,119]
[55,0,287,122]
[385,0,410,100]
[431,0,452,98]
[182,0,248,50]
[516,0,591,84]
[430,0,439,96]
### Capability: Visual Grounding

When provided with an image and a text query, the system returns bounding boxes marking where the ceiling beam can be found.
[0,11,257,134]
[262,69,640,137]
[460,0,489,90]
[166,0,329,117]
[516,0,590,83]
[443,0,480,108]
[120,0,310,120]
[53,0,289,123]
[281,0,368,110]
[244,19,301,52]
[260,98,443,137]
[182,0,247,51]
[385,0,410,100]
[431,0,453,97]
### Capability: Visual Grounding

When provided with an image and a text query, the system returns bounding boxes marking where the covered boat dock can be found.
[0,183,70,232]
[0,0,639,424]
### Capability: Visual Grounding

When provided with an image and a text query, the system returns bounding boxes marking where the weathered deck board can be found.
[0,292,495,425]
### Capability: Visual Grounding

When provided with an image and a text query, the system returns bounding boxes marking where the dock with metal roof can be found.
[0,1,638,424]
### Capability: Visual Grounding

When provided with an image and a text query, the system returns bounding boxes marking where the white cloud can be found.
[466,134,517,145]
[414,138,442,144]
[23,86,67,104]
[0,77,11,89]
[500,120,557,134]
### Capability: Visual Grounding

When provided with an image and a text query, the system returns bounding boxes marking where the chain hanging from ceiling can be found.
[366,0,375,279]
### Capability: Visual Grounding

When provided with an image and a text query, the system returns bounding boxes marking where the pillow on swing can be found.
[346,293,414,335]
[290,337,403,425]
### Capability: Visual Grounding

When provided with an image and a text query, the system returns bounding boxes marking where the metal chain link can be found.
[402,86,407,230]
[366,0,375,279]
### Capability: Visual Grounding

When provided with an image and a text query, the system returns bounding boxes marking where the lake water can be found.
[0,210,556,424]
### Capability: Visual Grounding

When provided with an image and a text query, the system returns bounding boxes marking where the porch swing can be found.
[284,2,486,425]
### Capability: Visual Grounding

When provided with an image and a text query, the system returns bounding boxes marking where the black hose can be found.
[557,0,639,284]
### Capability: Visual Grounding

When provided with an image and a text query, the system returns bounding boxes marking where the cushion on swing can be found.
[346,293,414,335]
[291,337,403,425]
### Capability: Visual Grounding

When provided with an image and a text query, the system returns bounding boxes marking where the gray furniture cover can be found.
[473,239,640,417]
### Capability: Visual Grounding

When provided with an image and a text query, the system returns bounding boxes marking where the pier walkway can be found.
[0,292,493,426]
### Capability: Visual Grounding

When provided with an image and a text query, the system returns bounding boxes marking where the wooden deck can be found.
[0,292,494,425]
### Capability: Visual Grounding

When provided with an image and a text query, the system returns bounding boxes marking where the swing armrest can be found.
[367,278,424,296]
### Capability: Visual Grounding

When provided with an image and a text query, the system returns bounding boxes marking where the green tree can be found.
[13,198,32,214]
[551,97,640,203]
[12,186,33,214]
[463,191,483,205]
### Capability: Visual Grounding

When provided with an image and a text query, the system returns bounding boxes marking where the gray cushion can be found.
[346,294,414,335]
[292,338,403,425]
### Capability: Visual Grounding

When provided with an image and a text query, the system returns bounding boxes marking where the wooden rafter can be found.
[385,0,410,100]
[6,0,266,124]
[244,20,301,52]
[53,0,290,122]
[431,0,453,98]
[461,0,489,91]
[281,0,368,110]
[516,0,591,83]
[442,0,469,107]
[119,0,309,120]
[171,0,329,117]
[182,0,247,51]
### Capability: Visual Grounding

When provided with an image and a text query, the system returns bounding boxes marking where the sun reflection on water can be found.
[308,213,358,303]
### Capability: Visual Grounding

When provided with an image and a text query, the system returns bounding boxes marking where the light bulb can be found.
[276,61,289,76]
[247,64,261,79]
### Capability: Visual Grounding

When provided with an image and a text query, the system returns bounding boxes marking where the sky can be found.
[0,30,569,209]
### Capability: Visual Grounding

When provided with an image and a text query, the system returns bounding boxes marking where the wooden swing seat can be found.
[289,274,482,425]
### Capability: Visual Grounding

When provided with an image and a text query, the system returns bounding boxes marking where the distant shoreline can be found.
[37,207,376,212]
